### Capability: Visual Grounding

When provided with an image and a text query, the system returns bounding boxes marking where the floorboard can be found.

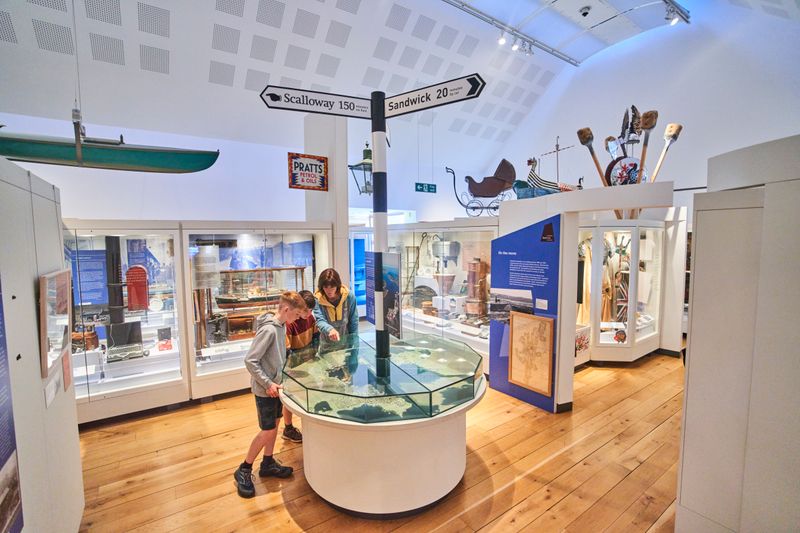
[80,354,683,532]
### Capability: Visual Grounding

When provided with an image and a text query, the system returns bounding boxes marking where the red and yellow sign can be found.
[288,152,328,191]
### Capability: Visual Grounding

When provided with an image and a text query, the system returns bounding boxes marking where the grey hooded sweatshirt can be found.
[244,313,286,397]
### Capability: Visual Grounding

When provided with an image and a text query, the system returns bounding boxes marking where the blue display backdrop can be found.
[382,252,402,339]
[489,214,561,412]
[0,275,23,533]
[365,252,375,325]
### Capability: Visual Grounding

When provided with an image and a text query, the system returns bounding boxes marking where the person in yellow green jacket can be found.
[313,268,358,346]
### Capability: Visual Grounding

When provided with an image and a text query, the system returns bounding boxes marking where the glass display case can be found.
[579,220,665,362]
[349,228,373,317]
[63,226,184,402]
[282,333,484,423]
[184,229,321,379]
[386,220,497,369]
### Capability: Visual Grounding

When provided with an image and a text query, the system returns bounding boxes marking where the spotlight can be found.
[498,32,506,45]
[511,38,519,51]
[665,5,680,25]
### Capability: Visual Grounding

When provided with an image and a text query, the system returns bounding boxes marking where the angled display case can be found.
[282,334,483,423]
[577,219,665,363]
[63,219,189,423]
[182,221,331,398]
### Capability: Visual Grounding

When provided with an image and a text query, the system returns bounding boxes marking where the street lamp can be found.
[349,142,373,195]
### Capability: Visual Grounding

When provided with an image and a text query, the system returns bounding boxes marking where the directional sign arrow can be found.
[385,73,486,118]
[260,85,371,120]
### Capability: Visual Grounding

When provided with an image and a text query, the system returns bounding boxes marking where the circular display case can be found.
[282,333,484,424]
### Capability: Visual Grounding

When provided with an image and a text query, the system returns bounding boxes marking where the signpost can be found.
[260,86,371,120]
[385,74,486,118]
[415,182,437,193]
[260,73,486,367]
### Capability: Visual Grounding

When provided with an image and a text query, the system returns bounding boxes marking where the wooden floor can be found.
[79,354,683,532]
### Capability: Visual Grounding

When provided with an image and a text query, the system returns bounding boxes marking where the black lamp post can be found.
[349,142,373,195]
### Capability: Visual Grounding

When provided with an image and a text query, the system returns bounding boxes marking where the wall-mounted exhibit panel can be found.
[181,222,332,399]
[62,220,190,422]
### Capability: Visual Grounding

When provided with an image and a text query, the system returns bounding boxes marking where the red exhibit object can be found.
[126,265,149,311]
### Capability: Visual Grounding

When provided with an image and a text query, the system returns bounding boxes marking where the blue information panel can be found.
[365,251,375,325]
[0,275,24,533]
[69,249,108,306]
[489,214,561,413]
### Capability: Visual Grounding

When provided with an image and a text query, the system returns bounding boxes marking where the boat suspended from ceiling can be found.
[0,109,219,174]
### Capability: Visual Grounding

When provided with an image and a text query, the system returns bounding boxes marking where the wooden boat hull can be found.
[0,133,219,173]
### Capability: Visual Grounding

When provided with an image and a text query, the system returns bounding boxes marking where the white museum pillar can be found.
[304,113,351,287]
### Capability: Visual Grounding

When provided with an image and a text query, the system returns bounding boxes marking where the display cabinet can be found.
[283,333,483,423]
[386,218,497,373]
[350,219,497,369]
[182,221,331,398]
[63,220,189,422]
[577,219,665,362]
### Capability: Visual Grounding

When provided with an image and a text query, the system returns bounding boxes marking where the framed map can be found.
[508,311,554,397]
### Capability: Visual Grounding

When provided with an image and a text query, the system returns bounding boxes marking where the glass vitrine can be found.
[185,231,317,376]
[582,220,666,362]
[282,333,483,423]
[64,228,182,400]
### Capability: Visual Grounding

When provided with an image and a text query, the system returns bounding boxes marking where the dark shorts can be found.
[255,395,283,430]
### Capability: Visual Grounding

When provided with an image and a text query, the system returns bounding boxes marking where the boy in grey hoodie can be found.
[234,291,306,498]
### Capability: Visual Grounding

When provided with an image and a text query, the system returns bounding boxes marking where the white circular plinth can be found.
[281,379,486,516]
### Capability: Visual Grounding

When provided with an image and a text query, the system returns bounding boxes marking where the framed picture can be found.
[38,269,72,379]
[287,152,329,191]
[508,311,554,397]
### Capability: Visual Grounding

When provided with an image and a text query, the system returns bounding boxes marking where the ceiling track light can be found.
[662,0,690,25]
[511,38,519,51]
[439,0,580,66]
[498,31,507,45]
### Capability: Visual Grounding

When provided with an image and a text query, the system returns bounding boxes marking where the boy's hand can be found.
[328,330,341,342]
[267,383,283,397]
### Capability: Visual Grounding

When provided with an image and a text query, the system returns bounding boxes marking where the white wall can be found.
[0,158,84,532]
[0,112,307,221]
[494,2,800,226]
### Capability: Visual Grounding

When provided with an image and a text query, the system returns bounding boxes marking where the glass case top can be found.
[282,333,483,422]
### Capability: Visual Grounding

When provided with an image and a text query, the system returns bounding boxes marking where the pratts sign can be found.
[288,152,328,191]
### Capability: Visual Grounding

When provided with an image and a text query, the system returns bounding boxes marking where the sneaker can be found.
[282,425,303,443]
[259,458,293,478]
[234,466,255,498]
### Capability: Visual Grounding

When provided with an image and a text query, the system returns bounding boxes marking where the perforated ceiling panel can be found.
[325,20,351,48]
[212,24,241,54]
[138,2,169,37]
[292,9,320,38]
[0,11,17,44]
[335,0,361,15]
[140,44,168,74]
[250,35,277,62]
[209,60,235,86]
[27,0,67,12]
[89,32,124,65]
[216,0,245,18]
[727,0,800,21]
[261,0,286,29]
[245,69,269,91]
[85,0,121,25]
[32,19,73,54]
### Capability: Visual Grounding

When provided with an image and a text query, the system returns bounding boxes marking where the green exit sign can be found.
[415,182,437,193]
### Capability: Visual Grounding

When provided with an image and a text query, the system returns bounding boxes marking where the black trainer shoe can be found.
[259,458,293,478]
[234,466,255,498]
[282,425,303,443]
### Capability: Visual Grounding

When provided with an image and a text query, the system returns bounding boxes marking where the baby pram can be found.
[447,159,515,217]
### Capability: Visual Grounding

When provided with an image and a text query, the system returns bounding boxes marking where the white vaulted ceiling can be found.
[0,0,692,163]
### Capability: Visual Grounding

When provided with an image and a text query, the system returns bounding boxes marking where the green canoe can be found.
[0,132,219,173]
